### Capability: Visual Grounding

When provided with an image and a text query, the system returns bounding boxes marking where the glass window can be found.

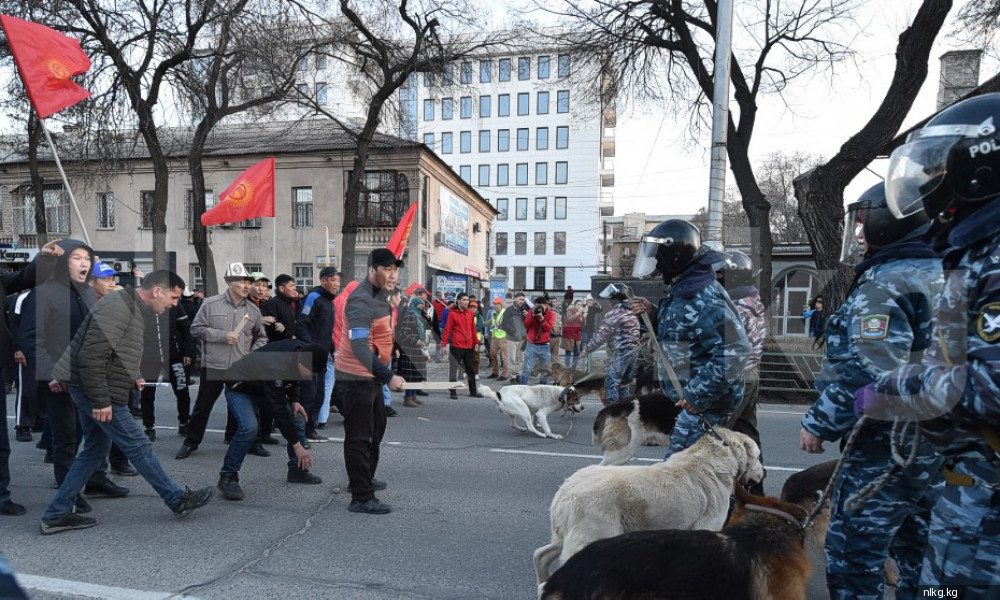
[554,232,566,254]
[459,165,471,183]
[442,98,454,120]
[535,197,547,219]
[498,94,510,117]
[292,187,313,228]
[480,60,492,83]
[516,198,528,220]
[557,90,570,113]
[556,126,569,149]
[516,163,528,186]
[184,189,214,230]
[558,54,571,77]
[517,92,529,116]
[534,266,546,288]
[555,197,567,219]
[441,132,453,154]
[316,46,328,70]
[460,96,472,119]
[353,170,412,227]
[478,164,490,186]
[517,128,529,151]
[297,51,308,71]
[461,61,473,84]
[538,55,550,79]
[498,129,510,152]
[514,266,526,289]
[293,264,314,296]
[556,161,568,184]
[537,127,549,150]
[515,232,527,255]
[460,131,472,153]
[496,232,507,254]
[442,63,454,85]
[423,99,434,121]
[497,164,509,186]
[316,82,328,104]
[96,192,115,229]
[479,130,490,152]
[497,198,508,220]
[297,83,309,98]
[499,58,511,82]
[534,232,546,255]
[553,266,565,289]
[537,91,549,115]
[536,163,548,185]
[518,57,530,80]
[423,72,434,87]
[423,133,434,148]
[480,96,491,118]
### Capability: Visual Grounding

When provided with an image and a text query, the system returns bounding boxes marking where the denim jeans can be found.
[44,387,184,520]
[317,354,335,424]
[519,343,551,385]
[221,388,260,475]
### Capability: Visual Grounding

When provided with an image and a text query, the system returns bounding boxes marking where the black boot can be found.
[468,376,483,398]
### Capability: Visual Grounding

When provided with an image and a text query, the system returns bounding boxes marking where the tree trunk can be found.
[342,93,389,279]
[136,106,169,269]
[189,120,219,296]
[26,117,49,246]
[728,146,773,309]
[792,166,855,309]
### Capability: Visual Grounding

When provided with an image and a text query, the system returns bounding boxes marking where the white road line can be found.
[16,573,198,600]
[759,409,806,415]
[488,447,804,472]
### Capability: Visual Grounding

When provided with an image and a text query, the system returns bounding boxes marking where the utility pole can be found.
[705,0,734,250]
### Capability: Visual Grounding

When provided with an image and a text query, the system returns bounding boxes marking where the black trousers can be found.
[448,347,478,394]
[140,361,193,430]
[298,357,329,432]
[184,367,227,447]
[38,383,110,484]
[339,375,386,502]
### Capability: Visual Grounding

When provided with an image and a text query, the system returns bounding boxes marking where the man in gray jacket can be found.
[499,292,528,382]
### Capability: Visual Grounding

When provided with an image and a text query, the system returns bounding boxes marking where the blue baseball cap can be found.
[92,261,116,279]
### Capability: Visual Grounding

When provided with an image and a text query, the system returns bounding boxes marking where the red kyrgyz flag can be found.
[0,15,92,119]
[201,158,276,226]
[385,202,418,259]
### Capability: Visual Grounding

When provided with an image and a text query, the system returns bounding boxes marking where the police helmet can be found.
[887,93,1000,221]
[632,219,701,281]
[841,182,930,264]
[598,283,629,301]
[715,250,754,288]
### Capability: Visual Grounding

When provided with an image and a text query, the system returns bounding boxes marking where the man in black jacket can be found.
[262,274,299,342]
[295,267,338,441]
[138,304,196,440]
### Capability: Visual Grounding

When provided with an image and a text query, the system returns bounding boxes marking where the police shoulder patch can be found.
[977,302,1000,343]
[860,314,890,340]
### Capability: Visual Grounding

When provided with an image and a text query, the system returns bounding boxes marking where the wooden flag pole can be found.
[39,118,91,247]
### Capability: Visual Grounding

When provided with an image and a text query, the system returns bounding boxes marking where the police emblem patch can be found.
[977,302,1000,342]
[860,314,890,340]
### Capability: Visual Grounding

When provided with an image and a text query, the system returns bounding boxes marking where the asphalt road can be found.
[2,362,842,600]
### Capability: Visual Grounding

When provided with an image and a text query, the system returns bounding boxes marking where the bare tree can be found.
[758,152,818,244]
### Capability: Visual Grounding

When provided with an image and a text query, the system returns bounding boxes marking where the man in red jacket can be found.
[519,297,555,385]
[441,292,483,399]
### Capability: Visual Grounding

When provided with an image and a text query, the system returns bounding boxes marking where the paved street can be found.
[2,353,841,599]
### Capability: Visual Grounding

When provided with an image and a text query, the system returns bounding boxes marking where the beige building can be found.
[0,120,496,295]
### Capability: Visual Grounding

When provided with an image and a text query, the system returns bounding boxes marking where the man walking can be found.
[500,292,528,382]
[295,267,339,442]
[441,293,484,399]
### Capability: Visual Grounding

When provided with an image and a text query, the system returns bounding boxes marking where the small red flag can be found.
[385,202,418,259]
[0,15,92,119]
[201,158,276,226]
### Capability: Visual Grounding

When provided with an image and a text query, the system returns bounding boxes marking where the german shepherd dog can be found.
[592,392,680,465]
[540,482,812,600]
[546,362,608,406]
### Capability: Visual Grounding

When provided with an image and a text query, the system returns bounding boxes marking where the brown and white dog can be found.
[533,428,764,589]
[546,362,608,406]
[592,392,681,465]
[479,385,581,440]
[540,482,812,600]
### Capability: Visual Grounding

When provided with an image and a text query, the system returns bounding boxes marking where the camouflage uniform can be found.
[803,243,945,600]
[582,301,640,403]
[656,264,749,458]
[871,198,1000,595]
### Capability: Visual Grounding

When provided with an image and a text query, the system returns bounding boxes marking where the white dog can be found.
[479,385,581,440]
[533,428,764,589]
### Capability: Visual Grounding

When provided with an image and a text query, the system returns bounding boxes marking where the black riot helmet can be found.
[887,93,1000,221]
[632,219,701,281]
[841,182,930,264]
[716,250,754,288]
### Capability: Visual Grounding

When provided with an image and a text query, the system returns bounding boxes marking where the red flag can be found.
[1,15,91,119]
[201,158,276,226]
[385,202,418,259]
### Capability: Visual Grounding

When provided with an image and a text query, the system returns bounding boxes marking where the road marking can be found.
[16,573,199,600]
[759,409,806,415]
[488,448,804,472]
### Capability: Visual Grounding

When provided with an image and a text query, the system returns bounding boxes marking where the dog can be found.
[540,481,812,600]
[479,385,581,440]
[533,428,764,588]
[545,362,608,405]
[592,392,681,465]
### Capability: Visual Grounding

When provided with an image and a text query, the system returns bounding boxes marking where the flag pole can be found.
[38,118,91,247]
[272,219,277,277]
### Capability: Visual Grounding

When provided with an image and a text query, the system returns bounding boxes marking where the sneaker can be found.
[305,431,329,443]
[110,463,139,477]
[144,428,156,442]
[172,486,215,517]
[259,435,280,445]
[41,513,96,535]
[371,478,387,491]
[287,468,323,485]
[0,499,26,516]
[175,443,197,460]
[347,498,392,514]
[385,406,399,417]
[84,477,130,498]
[317,422,327,430]
[73,495,92,514]
[43,451,53,464]
[217,474,244,501]
[403,398,420,408]
[248,443,271,458]
[14,428,32,442]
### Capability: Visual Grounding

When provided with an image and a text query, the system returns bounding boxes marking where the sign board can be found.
[434,274,466,301]
[489,278,507,303]
[0,248,38,263]
[440,193,470,256]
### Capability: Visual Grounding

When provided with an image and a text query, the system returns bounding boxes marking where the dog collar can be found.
[744,503,805,529]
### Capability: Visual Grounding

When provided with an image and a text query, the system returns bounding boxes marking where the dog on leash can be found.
[540,481,812,600]
[545,362,608,406]
[479,385,581,440]
[533,428,764,588]
[592,392,680,465]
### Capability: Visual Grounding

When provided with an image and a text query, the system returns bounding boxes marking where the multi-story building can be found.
[411,43,615,294]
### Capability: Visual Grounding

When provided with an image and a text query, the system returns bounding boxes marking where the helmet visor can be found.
[839,202,867,265]
[885,135,958,218]
[632,235,665,278]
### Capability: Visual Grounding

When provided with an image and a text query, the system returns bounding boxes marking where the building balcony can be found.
[356,226,394,247]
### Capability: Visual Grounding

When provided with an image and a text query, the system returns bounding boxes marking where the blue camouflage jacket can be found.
[802,242,942,441]
[655,263,749,413]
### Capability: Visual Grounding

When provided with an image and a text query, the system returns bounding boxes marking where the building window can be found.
[441,132,453,154]
[498,94,510,117]
[297,51,308,71]
[317,83,328,104]
[423,132,435,148]
[442,98,454,120]
[555,196,567,219]
[517,92,529,116]
[515,232,527,255]
[538,55,550,79]
[316,46,328,69]
[354,171,410,226]
[461,61,473,84]
[555,161,568,184]
[478,164,490,186]
[537,127,549,150]
[535,197,547,219]
[96,192,115,230]
[460,96,472,119]
[536,163,548,185]
[423,99,434,121]
[516,197,528,220]
[534,266,546,289]
[240,215,262,229]
[557,90,570,113]
[498,58,512,82]
[479,130,490,152]
[480,95,491,118]
[460,131,472,153]
[497,198,508,220]
[498,129,510,152]
[496,232,508,255]
[15,185,69,234]
[189,264,203,293]
[480,60,492,83]
[514,266,526,289]
[423,72,434,87]
[293,264,313,296]
[496,266,508,280]
[556,126,569,149]
[537,91,549,115]
[442,63,454,85]
[518,57,530,80]
[184,189,214,230]
[140,190,155,229]
[534,232,546,255]
[497,164,509,186]
[517,128,529,151]
[558,54,571,77]
[459,165,472,183]
[292,187,313,228]
[553,266,565,289]
[297,83,309,98]
[554,231,566,254]
[516,163,528,186]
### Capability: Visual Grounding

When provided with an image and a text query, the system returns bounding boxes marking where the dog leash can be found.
[800,416,867,531]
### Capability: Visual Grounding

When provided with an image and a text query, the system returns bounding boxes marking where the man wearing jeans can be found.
[41,271,214,534]
[519,297,555,385]
[500,293,528,382]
